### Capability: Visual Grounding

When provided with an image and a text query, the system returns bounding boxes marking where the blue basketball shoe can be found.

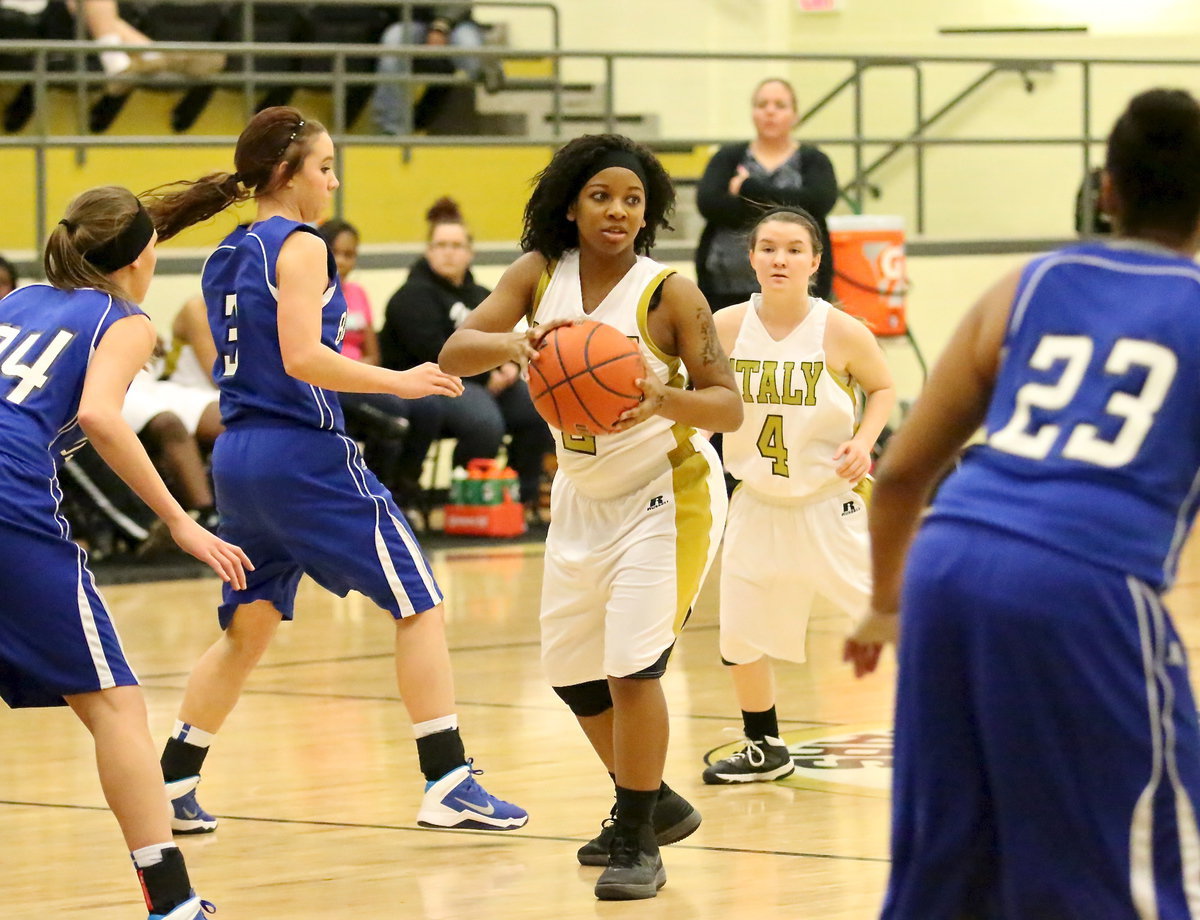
[149,895,215,920]
[416,761,528,830]
[166,775,218,835]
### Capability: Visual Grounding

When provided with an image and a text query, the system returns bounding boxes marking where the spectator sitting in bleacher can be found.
[121,344,222,546]
[380,196,553,521]
[372,2,499,134]
[0,253,16,297]
[315,218,414,512]
[17,0,226,87]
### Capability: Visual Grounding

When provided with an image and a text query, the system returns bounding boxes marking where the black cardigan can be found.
[378,257,491,382]
[694,141,838,302]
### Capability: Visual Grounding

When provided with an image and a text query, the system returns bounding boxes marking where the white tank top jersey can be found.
[724,294,859,502]
[531,249,695,501]
[164,341,213,390]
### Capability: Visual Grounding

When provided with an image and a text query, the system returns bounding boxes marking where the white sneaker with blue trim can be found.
[416,761,528,830]
[167,775,218,834]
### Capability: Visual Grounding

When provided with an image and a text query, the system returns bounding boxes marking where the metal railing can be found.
[0,22,1194,252]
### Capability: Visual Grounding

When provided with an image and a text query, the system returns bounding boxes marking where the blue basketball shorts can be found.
[0,461,137,708]
[212,423,443,627]
[883,517,1200,920]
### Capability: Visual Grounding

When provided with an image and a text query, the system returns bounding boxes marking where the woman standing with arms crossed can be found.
[846,88,1200,918]
[145,106,527,837]
[441,134,743,900]
[1,186,250,920]
[704,207,893,784]
[695,77,838,311]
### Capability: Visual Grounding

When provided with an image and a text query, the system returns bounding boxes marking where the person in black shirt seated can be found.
[380,197,553,518]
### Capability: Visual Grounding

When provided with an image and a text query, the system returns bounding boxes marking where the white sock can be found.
[413,714,458,739]
[96,33,131,76]
[173,720,215,749]
[130,842,177,869]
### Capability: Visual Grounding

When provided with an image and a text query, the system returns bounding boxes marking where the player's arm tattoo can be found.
[697,302,724,367]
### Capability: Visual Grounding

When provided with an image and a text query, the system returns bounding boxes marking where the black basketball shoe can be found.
[577,785,701,866]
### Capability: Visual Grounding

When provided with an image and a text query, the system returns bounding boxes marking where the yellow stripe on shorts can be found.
[669,423,713,634]
[853,474,874,508]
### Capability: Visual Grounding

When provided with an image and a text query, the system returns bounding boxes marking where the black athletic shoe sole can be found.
[595,864,667,900]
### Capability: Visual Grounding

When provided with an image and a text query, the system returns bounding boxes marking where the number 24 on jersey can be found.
[0,323,76,405]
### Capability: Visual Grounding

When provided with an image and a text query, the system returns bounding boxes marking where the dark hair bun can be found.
[426,196,463,225]
[1130,89,1200,148]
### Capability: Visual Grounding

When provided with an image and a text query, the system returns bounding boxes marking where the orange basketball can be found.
[528,320,644,435]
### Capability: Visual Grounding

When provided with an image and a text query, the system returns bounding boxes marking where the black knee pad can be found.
[553,679,613,717]
[616,642,675,680]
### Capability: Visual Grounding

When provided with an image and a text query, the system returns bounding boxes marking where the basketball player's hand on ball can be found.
[843,610,899,678]
[168,517,254,591]
[513,319,577,371]
[833,439,872,484]
[611,361,666,432]
[392,362,464,399]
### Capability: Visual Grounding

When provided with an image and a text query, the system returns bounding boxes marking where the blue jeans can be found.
[373,19,485,134]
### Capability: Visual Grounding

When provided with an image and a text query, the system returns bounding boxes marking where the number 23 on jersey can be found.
[989,334,1177,468]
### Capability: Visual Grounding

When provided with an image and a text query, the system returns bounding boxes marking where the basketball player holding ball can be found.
[703,208,893,785]
[440,134,743,900]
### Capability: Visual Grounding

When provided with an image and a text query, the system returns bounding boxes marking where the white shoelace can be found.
[730,738,768,768]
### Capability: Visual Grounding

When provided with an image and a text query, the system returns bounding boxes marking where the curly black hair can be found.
[520,134,675,260]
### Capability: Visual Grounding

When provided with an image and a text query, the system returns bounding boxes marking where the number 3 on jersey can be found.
[990,334,1177,468]
[0,323,76,405]
[221,293,239,377]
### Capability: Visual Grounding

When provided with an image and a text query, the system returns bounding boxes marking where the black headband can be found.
[577,150,649,194]
[278,119,305,160]
[83,204,154,274]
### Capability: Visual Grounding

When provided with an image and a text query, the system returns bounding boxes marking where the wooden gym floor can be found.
[6,535,1200,919]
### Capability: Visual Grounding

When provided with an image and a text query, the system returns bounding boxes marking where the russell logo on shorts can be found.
[647,495,667,512]
[841,500,859,516]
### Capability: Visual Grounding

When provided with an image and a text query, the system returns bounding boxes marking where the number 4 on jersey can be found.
[757,413,789,476]
[0,323,76,405]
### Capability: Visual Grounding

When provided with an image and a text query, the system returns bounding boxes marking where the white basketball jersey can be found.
[165,341,213,390]
[532,249,694,500]
[725,295,859,501]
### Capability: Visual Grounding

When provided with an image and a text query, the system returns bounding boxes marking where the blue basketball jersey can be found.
[933,240,1200,590]
[0,284,143,483]
[202,217,348,430]
[0,284,145,709]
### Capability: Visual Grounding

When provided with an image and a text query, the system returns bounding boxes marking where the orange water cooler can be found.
[827,215,909,337]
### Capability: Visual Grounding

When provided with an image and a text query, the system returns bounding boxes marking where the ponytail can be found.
[144,106,327,242]
[147,171,247,243]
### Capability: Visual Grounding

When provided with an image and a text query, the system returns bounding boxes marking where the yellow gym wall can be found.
[9,0,1200,398]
